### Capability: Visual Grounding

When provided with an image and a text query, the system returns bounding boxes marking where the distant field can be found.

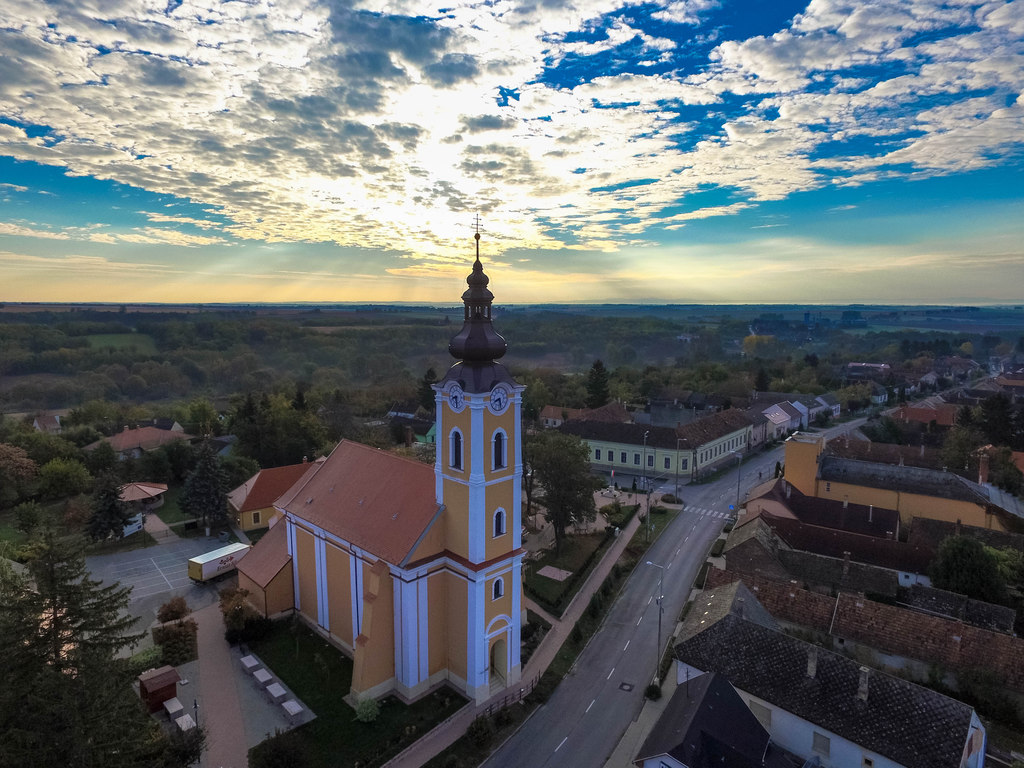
[86,333,157,353]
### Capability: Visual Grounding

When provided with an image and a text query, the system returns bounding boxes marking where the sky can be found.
[0,0,1022,305]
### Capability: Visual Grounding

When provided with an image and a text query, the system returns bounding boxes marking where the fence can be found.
[476,674,539,720]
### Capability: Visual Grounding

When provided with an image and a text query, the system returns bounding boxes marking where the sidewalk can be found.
[194,603,250,768]
[382,511,644,768]
[144,512,179,542]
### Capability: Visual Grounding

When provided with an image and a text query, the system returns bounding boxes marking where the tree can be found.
[0,529,195,767]
[978,394,1014,447]
[941,424,984,477]
[418,368,438,413]
[86,472,132,541]
[180,441,228,527]
[527,431,597,556]
[37,457,91,500]
[585,360,611,410]
[754,366,771,392]
[84,439,118,477]
[0,443,38,506]
[929,536,1007,605]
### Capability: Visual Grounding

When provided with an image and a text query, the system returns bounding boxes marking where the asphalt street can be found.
[485,421,864,768]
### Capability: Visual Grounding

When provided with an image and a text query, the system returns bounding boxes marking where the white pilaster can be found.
[315,535,329,631]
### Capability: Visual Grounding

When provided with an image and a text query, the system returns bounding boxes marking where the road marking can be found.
[636,617,642,626]
[607,668,615,680]
[586,699,595,713]
[647,596,652,605]
[151,558,173,589]
[684,536,688,542]
[555,737,567,752]
[623,640,630,651]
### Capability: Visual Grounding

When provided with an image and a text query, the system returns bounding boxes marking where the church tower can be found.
[434,231,524,701]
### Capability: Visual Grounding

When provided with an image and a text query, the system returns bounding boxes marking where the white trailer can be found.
[187,542,250,582]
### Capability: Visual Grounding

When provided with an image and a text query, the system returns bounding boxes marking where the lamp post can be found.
[675,437,683,498]
[642,431,650,540]
[732,451,742,514]
[646,560,665,683]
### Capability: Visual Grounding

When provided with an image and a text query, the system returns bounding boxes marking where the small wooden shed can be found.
[138,665,180,713]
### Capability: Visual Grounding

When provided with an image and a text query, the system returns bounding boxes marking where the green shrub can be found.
[125,645,164,678]
[660,493,680,504]
[153,619,198,665]
[645,683,662,700]
[354,697,381,723]
[571,623,583,644]
[467,716,495,748]
[650,505,668,515]
[710,539,725,557]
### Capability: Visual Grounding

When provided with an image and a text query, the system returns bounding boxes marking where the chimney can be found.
[978,451,990,484]
[843,496,849,510]
[786,484,791,500]
[857,666,870,702]
[842,551,851,578]
[868,505,873,523]
[807,647,818,679]
[737,597,745,618]
[955,518,961,536]
[404,425,413,447]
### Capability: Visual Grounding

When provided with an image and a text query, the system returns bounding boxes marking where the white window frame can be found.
[450,428,464,471]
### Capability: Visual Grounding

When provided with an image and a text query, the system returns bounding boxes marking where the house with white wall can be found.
[674,582,987,768]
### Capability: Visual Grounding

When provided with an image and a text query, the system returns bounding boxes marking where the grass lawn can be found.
[524,531,609,615]
[249,619,467,768]
[155,487,194,525]
[85,332,157,354]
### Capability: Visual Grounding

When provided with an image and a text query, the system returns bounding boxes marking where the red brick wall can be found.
[704,567,1024,691]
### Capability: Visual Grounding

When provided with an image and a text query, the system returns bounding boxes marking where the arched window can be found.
[492,577,504,600]
[493,430,506,470]
[493,508,506,538]
[450,429,463,470]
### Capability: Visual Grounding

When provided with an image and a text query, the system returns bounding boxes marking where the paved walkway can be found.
[381,510,645,768]
[144,512,179,542]
[194,603,250,768]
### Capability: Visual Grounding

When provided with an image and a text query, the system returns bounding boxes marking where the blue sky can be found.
[0,0,1022,304]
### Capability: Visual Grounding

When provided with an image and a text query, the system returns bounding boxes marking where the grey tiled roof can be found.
[818,456,987,504]
[675,590,977,768]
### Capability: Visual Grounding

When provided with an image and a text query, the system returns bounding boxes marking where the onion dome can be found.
[448,232,507,363]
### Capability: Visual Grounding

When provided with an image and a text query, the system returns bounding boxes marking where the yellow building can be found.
[243,238,524,704]
[783,432,1017,532]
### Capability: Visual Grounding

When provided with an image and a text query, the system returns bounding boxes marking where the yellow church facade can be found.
[243,239,524,704]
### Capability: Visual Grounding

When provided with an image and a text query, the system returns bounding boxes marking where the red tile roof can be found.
[87,426,193,453]
[236,520,290,588]
[228,461,322,514]
[277,441,441,567]
[119,482,168,502]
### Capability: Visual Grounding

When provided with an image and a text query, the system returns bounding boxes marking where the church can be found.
[237,233,524,704]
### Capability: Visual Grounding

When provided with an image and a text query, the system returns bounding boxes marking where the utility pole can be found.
[733,451,742,513]
[643,431,649,541]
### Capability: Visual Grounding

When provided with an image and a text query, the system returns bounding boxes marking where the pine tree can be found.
[0,529,194,768]
[86,471,132,541]
[418,368,438,413]
[585,359,611,410]
[181,441,228,527]
[754,367,771,392]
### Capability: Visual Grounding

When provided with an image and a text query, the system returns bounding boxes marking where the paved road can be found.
[485,422,865,768]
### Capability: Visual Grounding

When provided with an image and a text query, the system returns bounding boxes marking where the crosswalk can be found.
[686,506,731,519]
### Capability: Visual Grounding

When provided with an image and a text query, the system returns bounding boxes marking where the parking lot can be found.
[86,536,230,628]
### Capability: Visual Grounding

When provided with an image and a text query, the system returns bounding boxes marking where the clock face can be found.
[489,385,509,414]
[448,386,465,412]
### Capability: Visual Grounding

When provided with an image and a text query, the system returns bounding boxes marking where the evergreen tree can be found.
[181,441,228,527]
[418,368,438,413]
[754,367,771,392]
[86,472,133,541]
[585,359,611,410]
[0,530,198,768]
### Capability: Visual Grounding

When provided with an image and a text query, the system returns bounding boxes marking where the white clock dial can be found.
[448,386,465,411]
[489,386,509,413]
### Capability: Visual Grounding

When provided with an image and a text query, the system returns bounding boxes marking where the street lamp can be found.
[674,437,683,499]
[642,431,650,540]
[646,560,665,683]
[732,451,742,513]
